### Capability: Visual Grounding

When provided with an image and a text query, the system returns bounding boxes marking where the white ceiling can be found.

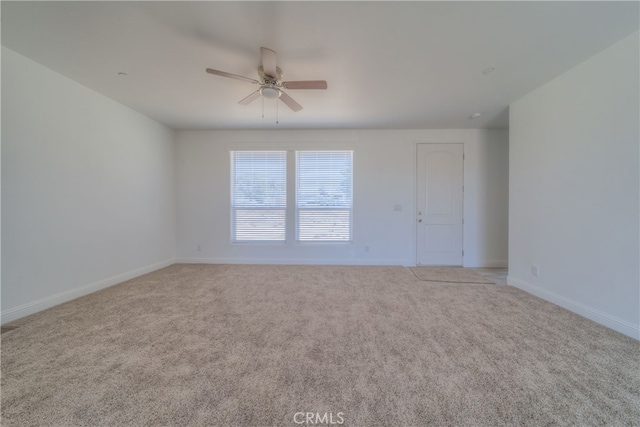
[2,1,638,130]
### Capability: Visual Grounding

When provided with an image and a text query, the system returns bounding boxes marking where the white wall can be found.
[175,128,508,267]
[1,47,177,322]
[508,31,640,339]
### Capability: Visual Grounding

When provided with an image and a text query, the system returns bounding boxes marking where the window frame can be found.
[295,150,354,243]
[230,150,288,243]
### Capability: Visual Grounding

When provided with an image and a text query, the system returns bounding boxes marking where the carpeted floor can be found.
[1,264,639,426]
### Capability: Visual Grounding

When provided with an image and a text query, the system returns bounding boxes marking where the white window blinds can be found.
[231,151,287,242]
[296,150,353,242]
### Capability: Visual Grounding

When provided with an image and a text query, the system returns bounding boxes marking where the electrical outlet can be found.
[197,244,202,252]
[531,265,539,277]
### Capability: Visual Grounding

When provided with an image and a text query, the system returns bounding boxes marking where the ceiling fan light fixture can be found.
[260,86,280,99]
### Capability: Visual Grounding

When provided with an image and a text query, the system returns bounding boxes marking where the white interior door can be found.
[416,143,464,266]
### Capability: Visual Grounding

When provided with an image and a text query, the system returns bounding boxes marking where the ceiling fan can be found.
[205,47,327,112]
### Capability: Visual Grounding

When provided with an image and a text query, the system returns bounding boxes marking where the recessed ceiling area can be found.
[2,1,638,130]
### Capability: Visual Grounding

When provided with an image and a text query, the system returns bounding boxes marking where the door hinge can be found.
[462,250,464,256]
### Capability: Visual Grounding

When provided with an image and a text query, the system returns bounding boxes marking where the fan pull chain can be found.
[276,97,279,124]
[261,96,264,119]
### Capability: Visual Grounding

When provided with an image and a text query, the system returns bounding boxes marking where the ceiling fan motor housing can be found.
[258,66,283,83]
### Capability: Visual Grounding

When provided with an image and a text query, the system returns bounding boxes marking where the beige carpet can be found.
[410,266,495,284]
[1,264,638,426]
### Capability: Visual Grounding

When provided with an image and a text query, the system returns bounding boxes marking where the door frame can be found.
[414,142,465,266]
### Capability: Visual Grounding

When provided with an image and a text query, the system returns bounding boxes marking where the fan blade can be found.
[206,68,259,84]
[282,80,328,90]
[238,90,261,105]
[261,47,277,78]
[279,91,303,112]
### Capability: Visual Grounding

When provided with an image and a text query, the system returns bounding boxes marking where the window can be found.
[230,149,353,243]
[231,151,286,242]
[296,151,353,242]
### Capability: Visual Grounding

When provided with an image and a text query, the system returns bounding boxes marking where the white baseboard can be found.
[1,259,176,325]
[507,276,639,340]
[174,257,412,267]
